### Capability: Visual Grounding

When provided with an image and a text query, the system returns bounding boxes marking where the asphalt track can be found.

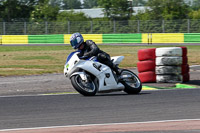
[0,66,200,96]
[0,67,200,132]
[1,44,200,132]
[0,89,200,132]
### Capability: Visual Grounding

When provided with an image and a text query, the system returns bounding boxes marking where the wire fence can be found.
[1,19,200,35]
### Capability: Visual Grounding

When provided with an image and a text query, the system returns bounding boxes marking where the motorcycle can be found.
[64,51,142,96]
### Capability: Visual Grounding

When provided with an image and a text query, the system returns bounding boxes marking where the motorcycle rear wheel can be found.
[120,69,142,94]
[71,75,97,96]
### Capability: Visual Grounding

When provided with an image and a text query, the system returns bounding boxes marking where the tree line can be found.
[0,0,200,34]
[1,0,200,35]
[0,0,200,22]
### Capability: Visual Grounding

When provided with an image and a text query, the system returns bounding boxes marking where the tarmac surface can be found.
[1,43,200,133]
[0,88,200,132]
[0,65,200,133]
[0,65,199,96]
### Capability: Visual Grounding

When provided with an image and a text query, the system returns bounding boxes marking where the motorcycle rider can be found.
[70,32,121,75]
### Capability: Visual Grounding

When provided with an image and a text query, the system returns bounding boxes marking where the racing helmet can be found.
[70,33,84,49]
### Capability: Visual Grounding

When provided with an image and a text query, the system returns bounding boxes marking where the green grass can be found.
[13,55,55,60]
[0,46,70,52]
[0,45,200,76]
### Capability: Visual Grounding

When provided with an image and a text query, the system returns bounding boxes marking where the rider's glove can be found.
[77,53,81,57]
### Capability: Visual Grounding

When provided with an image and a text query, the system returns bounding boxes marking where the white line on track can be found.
[0,93,78,98]
[0,118,200,132]
[190,65,200,67]
[0,79,41,85]
[0,88,199,98]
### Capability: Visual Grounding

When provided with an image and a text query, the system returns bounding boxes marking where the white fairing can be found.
[64,52,124,92]
[111,56,124,65]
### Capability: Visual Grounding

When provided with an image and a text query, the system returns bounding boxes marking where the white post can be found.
[3,22,6,35]
[113,20,116,33]
[68,21,70,34]
[137,20,140,33]
[91,21,93,33]
[187,19,190,33]
[45,21,48,34]
[162,20,165,33]
[24,22,27,35]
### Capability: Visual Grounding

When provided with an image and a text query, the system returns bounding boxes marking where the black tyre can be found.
[120,69,142,94]
[71,74,97,96]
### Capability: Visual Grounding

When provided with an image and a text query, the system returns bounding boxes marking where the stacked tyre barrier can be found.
[137,47,190,83]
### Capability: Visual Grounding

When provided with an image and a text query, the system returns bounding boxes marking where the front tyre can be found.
[120,69,142,94]
[71,75,97,96]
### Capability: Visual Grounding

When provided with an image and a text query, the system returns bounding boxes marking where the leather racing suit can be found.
[77,40,120,75]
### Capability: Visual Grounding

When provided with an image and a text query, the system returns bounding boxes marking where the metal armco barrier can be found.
[147,33,152,45]
[1,33,200,45]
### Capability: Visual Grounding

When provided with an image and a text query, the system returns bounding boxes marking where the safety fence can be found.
[1,33,200,45]
[1,20,200,35]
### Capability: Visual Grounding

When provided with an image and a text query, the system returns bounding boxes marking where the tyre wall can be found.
[137,47,190,83]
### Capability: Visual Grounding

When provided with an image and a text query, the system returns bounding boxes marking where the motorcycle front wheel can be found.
[71,74,97,96]
[120,69,142,94]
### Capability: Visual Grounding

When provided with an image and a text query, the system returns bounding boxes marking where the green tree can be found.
[97,0,112,17]
[132,0,147,7]
[189,9,200,19]
[0,0,35,21]
[62,0,82,9]
[56,11,90,33]
[83,0,98,9]
[136,0,190,20]
[98,0,131,20]
[191,0,200,10]
[49,0,62,8]
[30,0,59,21]
[57,11,89,21]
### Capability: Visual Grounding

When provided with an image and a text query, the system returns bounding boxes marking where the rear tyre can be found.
[120,69,142,94]
[71,74,97,96]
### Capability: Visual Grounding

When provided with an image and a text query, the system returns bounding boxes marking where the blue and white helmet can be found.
[70,33,84,49]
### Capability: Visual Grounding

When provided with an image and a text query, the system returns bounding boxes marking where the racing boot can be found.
[111,64,121,75]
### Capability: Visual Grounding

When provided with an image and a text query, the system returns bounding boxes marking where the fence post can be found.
[3,22,6,35]
[137,20,140,33]
[45,21,48,34]
[24,22,27,35]
[187,19,190,33]
[162,20,165,33]
[113,20,116,33]
[68,21,70,34]
[91,21,93,33]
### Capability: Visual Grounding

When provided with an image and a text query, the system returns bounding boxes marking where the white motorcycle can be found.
[64,51,142,96]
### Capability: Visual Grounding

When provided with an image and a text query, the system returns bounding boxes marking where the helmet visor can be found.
[70,39,78,49]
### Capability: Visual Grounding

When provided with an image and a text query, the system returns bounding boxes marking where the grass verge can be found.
[0,45,200,76]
